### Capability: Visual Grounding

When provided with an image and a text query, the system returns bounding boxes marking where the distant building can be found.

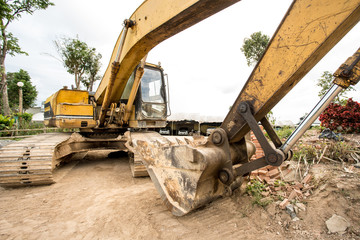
[26,105,44,123]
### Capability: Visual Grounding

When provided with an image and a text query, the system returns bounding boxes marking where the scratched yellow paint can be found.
[95,0,241,104]
[223,0,360,142]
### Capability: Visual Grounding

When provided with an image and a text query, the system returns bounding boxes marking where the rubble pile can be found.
[248,162,314,209]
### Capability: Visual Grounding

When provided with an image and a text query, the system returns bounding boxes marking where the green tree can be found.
[317,71,355,105]
[0,0,54,116]
[6,69,37,111]
[241,32,272,122]
[81,50,102,92]
[240,31,270,66]
[55,36,101,90]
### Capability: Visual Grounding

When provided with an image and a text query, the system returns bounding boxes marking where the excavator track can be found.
[0,133,72,187]
[129,152,148,177]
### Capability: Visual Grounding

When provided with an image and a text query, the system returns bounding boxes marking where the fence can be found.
[0,127,66,139]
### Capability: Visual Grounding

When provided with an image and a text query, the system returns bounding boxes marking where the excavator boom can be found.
[223,0,360,143]
[94,0,241,124]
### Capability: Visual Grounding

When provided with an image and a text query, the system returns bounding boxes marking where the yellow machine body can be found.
[44,89,96,128]
[44,63,168,130]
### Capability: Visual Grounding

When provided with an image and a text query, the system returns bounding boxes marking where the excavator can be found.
[0,0,359,216]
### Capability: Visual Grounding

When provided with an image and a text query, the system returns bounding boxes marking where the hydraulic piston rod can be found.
[280,85,343,154]
[281,47,360,154]
[98,19,135,127]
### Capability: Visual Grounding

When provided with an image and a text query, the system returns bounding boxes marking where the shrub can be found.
[0,115,15,130]
[246,180,272,207]
[276,126,294,139]
[13,112,33,122]
[319,98,360,133]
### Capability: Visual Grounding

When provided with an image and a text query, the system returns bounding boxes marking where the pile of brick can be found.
[248,163,313,209]
[250,128,265,161]
[248,129,314,209]
[279,174,313,209]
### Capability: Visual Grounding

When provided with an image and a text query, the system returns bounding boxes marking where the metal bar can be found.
[280,84,343,154]
[234,157,268,177]
[260,117,282,148]
[0,128,58,133]
[123,55,147,123]
[98,20,135,126]
[115,23,131,63]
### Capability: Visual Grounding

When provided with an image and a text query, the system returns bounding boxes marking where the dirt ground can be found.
[1,138,360,239]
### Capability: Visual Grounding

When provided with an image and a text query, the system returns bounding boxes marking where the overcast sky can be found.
[6,0,360,123]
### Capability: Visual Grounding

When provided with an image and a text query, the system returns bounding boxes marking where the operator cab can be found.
[121,63,168,128]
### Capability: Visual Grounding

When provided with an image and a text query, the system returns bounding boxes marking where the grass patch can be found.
[245,180,272,207]
[293,140,359,163]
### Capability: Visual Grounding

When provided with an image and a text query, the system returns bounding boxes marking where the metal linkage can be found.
[210,128,234,185]
[233,102,285,177]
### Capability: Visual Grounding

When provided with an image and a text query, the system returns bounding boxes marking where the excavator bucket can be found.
[125,131,247,216]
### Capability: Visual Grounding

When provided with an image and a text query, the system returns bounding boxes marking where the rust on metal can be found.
[127,131,249,216]
[333,47,360,88]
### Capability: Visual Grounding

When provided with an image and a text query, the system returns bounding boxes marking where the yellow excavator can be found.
[0,0,359,216]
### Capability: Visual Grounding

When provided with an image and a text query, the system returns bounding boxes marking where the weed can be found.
[274,180,285,187]
[276,126,294,140]
[293,140,359,163]
[246,180,272,207]
[293,144,318,161]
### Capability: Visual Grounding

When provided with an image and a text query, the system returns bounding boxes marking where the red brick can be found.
[293,182,304,190]
[256,176,263,182]
[288,190,297,200]
[294,189,303,198]
[267,166,278,171]
[258,170,268,176]
[263,176,271,183]
[267,179,275,185]
[267,168,280,178]
[254,142,261,148]
[301,174,312,184]
[279,198,290,209]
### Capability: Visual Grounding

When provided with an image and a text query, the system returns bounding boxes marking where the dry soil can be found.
[0,146,360,239]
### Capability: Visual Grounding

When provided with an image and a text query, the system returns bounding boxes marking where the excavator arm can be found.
[94,0,242,126]
[125,0,360,216]
[224,0,360,143]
